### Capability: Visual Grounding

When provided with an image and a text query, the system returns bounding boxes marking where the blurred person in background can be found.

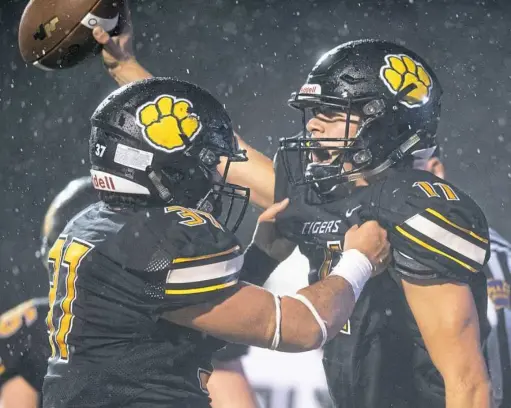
[484,228,511,408]
[0,297,47,408]
[0,178,94,408]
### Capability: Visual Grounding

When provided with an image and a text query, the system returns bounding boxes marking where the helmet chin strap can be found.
[147,167,173,202]
[345,132,421,182]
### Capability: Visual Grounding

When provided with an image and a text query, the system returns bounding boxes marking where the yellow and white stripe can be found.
[403,213,486,265]
[165,252,244,295]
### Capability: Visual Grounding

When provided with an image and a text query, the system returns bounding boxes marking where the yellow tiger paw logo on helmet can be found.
[136,95,201,152]
[380,54,432,108]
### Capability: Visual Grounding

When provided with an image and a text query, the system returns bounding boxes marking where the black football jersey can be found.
[0,297,49,393]
[273,149,491,408]
[42,202,244,408]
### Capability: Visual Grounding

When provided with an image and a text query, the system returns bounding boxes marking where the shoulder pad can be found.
[378,170,490,282]
[148,206,244,300]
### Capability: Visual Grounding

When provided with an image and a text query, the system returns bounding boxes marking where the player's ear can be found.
[426,157,445,179]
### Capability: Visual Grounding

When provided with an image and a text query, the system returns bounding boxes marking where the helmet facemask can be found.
[148,138,250,233]
[281,83,429,196]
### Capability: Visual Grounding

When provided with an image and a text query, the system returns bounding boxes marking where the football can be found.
[18,0,122,70]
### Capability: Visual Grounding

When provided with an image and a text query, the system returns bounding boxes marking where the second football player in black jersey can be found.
[269,40,491,408]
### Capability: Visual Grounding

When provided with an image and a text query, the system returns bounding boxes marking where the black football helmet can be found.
[40,176,97,277]
[89,77,249,232]
[281,39,443,195]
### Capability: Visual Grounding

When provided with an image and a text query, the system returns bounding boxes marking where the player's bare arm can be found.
[402,279,491,408]
[164,203,390,352]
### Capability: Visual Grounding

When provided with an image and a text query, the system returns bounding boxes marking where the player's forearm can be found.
[164,280,354,352]
[108,59,153,86]
[277,275,355,352]
[445,377,491,408]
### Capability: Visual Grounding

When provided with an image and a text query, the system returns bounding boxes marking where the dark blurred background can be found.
[1,0,511,304]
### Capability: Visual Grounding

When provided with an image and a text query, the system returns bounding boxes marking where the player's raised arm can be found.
[163,206,390,352]
[93,4,275,210]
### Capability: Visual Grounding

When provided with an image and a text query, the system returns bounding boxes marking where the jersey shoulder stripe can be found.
[400,209,488,266]
[165,246,244,295]
[396,214,486,273]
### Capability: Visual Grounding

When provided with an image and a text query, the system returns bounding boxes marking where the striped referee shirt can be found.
[484,228,511,408]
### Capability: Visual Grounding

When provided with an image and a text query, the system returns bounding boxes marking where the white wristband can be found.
[289,293,328,349]
[330,249,373,301]
[270,295,282,350]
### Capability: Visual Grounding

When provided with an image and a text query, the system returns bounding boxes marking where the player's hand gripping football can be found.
[92,0,152,85]
[344,221,391,276]
[92,0,134,68]
[251,198,297,262]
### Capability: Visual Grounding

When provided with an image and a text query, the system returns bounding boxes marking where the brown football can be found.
[18,0,122,70]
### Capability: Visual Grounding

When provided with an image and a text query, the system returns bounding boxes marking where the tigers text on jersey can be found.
[0,297,49,392]
[42,202,244,408]
[274,150,490,408]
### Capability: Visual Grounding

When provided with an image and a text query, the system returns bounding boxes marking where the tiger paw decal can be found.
[380,54,432,108]
[136,95,201,153]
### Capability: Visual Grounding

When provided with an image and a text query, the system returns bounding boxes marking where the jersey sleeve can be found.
[123,206,245,311]
[378,172,491,283]
[0,298,49,390]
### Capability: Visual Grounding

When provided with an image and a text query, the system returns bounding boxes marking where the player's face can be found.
[306,108,360,168]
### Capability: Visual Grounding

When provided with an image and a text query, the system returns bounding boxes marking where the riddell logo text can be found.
[299,84,321,94]
[92,174,116,191]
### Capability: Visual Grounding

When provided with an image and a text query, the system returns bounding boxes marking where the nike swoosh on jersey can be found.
[345,205,362,218]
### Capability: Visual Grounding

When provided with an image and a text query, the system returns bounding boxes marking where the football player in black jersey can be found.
[247,42,491,408]
[41,77,390,408]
